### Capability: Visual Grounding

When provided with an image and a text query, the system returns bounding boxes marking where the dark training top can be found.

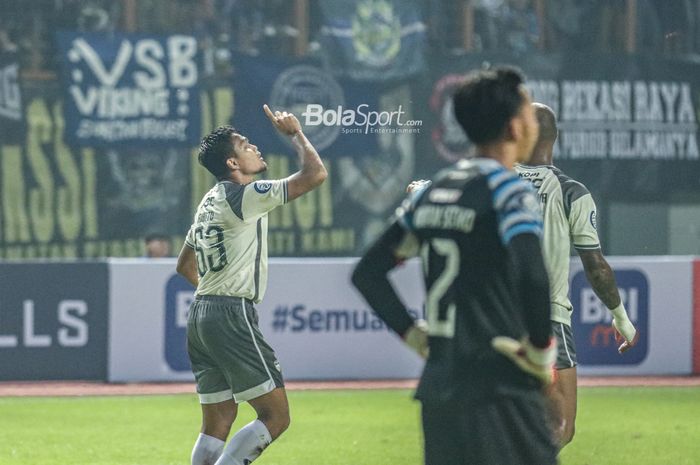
[352,158,552,404]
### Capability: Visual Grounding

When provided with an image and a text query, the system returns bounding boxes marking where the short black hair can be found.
[198,125,238,178]
[452,66,527,145]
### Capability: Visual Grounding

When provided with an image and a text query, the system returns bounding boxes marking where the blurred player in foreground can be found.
[515,103,639,448]
[176,106,327,465]
[352,66,558,465]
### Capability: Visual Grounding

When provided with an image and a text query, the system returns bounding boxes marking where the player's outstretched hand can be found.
[403,319,429,359]
[263,104,302,136]
[613,318,639,354]
[610,304,638,354]
[491,336,556,385]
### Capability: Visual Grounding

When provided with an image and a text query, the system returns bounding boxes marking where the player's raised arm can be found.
[263,104,327,201]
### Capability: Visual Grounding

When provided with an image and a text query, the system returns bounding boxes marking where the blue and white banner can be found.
[0,50,23,144]
[57,32,200,148]
[319,0,427,82]
[233,53,381,156]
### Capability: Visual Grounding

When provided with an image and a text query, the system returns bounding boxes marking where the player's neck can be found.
[526,152,553,166]
[226,171,254,185]
[474,142,518,169]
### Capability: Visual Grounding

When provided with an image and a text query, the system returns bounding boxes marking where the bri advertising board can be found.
[106,256,697,382]
[570,257,694,376]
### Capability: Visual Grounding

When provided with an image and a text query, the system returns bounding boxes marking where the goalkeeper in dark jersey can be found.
[352,67,558,465]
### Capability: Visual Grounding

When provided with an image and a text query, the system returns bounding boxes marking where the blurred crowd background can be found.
[0,0,699,259]
[2,1,700,73]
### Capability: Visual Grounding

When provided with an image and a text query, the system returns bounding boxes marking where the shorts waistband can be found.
[195,295,255,306]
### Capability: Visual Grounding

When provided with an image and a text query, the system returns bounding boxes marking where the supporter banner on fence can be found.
[56,32,200,147]
[319,0,427,81]
[233,53,423,256]
[0,50,23,144]
[0,87,193,260]
[419,53,700,199]
[0,263,109,381]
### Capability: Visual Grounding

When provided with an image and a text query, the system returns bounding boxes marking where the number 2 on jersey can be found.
[194,225,227,276]
[422,238,459,338]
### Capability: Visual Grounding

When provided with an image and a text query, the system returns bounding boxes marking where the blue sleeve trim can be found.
[502,222,543,244]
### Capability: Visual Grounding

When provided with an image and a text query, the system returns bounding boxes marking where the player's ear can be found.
[507,117,522,142]
[226,157,239,171]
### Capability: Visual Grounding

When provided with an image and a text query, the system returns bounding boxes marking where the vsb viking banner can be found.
[320,0,426,81]
[56,32,201,148]
[0,50,23,144]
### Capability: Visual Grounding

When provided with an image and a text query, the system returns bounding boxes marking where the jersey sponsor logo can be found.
[253,181,273,194]
[590,210,597,229]
[164,274,195,371]
[571,269,649,365]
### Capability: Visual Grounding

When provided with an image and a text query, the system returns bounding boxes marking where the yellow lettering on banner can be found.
[192,88,235,212]
[54,101,82,241]
[267,155,292,228]
[193,90,213,211]
[318,162,332,226]
[300,228,354,253]
[26,99,55,242]
[293,186,316,230]
[83,240,99,257]
[213,88,234,127]
[1,145,30,242]
[4,246,22,258]
[82,148,98,239]
[268,230,295,254]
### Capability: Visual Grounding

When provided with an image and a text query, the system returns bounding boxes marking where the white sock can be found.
[191,433,225,465]
[214,419,272,465]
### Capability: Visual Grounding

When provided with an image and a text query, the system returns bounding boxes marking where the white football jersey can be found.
[185,179,288,302]
[515,164,600,326]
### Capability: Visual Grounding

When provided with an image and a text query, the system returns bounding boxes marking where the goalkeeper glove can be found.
[610,303,639,354]
[406,179,432,194]
[403,320,429,359]
[491,336,557,385]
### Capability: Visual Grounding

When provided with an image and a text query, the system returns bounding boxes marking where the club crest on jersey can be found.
[254,181,273,194]
[590,211,597,229]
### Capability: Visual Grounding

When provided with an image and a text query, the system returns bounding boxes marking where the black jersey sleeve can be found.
[351,221,417,338]
[507,233,552,348]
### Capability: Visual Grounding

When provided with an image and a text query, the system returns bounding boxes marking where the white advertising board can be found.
[108,256,696,382]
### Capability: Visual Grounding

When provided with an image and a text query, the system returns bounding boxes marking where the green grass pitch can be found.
[1,387,699,465]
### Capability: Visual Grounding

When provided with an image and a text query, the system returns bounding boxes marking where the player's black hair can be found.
[453,66,527,145]
[198,125,239,179]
